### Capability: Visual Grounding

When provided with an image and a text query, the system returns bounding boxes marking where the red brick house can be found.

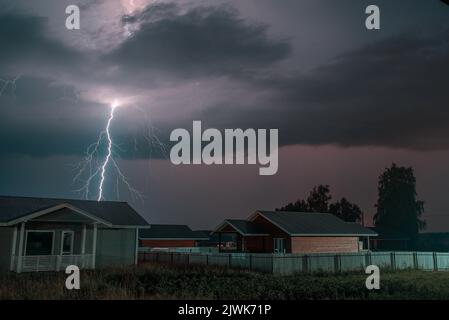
[213,211,377,254]
[139,224,209,249]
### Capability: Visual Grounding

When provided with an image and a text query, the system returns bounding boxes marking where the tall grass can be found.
[1,263,448,300]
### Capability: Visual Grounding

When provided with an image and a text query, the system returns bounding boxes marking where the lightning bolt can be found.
[98,101,117,201]
[1,74,162,204]
[73,100,143,202]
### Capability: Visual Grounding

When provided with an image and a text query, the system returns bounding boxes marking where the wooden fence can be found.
[139,251,449,275]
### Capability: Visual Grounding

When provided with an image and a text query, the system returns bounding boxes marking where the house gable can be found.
[0,196,149,228]
[3,203,111,227]
[214,219,270,236]
[33,207,99,224]
[250,214,290,237]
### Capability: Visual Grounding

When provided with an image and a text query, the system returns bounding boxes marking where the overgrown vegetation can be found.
[1,263,448,300]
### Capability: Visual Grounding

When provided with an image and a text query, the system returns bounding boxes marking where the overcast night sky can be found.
[1,0,449,231]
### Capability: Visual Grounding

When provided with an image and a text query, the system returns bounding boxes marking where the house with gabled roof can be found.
[213,210,377,254]
[0,196,150,273]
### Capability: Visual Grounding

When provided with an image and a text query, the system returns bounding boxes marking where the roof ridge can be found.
[150,224,190,227]
[261,210,334,215]
[0,194,127,204]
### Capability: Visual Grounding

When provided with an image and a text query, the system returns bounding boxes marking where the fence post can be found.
[303,255,309,273]
[228,254,232,268]
[390,252,396,270]
[206,254,209,266]
[365,252,372,266]
[413,252,418,269]
[56,256,61,272]
[334,254,341,273]
[433,252,438,271]
[249,254,253,271]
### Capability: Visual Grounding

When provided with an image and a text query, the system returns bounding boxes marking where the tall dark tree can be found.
[373,163,426,236]
[306,185,332,212]
[329,197,362,223]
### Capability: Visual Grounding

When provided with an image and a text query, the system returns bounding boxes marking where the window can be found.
[273,238,285,254]
[61,231,74,255]
[25,231,54,256]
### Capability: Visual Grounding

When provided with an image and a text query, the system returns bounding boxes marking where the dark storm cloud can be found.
[2,2,449,159]
[104,3,292,79]
[0,77,110,157]
[0,12,100,157]
[0,12,82,73]
[0,75,168,159]
[200,28,449,150]
[0,2,292,159]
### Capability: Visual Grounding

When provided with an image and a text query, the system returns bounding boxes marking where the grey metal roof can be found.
[256,211,377,236]
[0,195,149,226]
[221,219,270,235]
[140,224,210,240]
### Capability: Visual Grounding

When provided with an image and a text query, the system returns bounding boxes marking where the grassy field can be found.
[1,263,449,300]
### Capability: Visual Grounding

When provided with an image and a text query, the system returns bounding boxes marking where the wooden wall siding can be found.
[221,225,237,232]
[218,224,267,252]
[33,208,93,223]
[291,237,359,254]
[96,228,137,267]
[252,214,291,253]
[140,239,196,248]
[252,215,288,237]
[0,227,14,271]
[243,236,267,252]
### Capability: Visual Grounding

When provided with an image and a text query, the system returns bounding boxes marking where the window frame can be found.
[60,230,75,255]
[273,237,286,254]
[24,230,55,256]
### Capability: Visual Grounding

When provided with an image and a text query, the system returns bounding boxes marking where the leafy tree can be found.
[277,199,309,212]
[277,184,331,212]
[373,163,426,236]
[306,185,332,213]
[329,197,362,223]
[277,185,364,223]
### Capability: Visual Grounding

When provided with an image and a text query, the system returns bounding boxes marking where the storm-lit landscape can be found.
[2,0,449,311]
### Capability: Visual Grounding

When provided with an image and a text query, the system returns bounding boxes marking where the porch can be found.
[11,254,94,272]
[213,220,272,253]
[10,220,100,273]
[7,203,108,273]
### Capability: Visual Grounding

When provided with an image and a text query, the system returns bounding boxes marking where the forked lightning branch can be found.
[98,101,118,201]
[73,100,141,202]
